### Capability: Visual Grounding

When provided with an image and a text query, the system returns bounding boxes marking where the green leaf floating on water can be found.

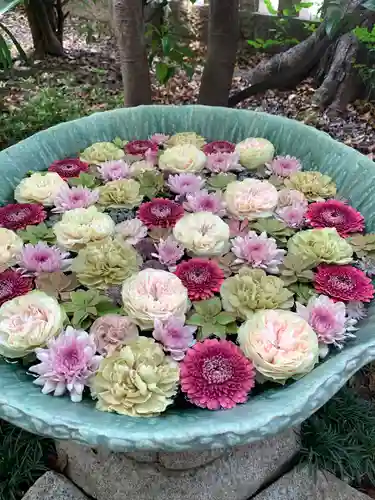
[250,218,296,244]
[288,282,317,305]
[186,297,237,340]
[280,253,315,286]
[347,233,375,258]
[208,173,237,190]
[18,223,56,244]
[137,170,164,199]
[68,172,99,188]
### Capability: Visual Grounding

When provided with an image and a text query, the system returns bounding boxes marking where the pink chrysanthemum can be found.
[152,316,196,361]
[183,189,226,216]
[0,203,46,230]
[167,173,205,196]
[231,231,285,274]
[314,264,375,303]
[276,203,307,228]
[53,185,99,213]
[202,141,235,155]
[306,200,365,237]
[180,339,255,410]
[29,326,102,402]
[175,258,224,300]
[125,140,158,158]
[48,158,89,179]
[266,155,302,178]
[0,269,34,306]
[346,300,367,321]
[19,242,71,274]
[98,160,131,181]
[205,152,241,173]
[152,236,184,269]
[296,294,356,347]
[150,133,170,145]
[138,198,184,228]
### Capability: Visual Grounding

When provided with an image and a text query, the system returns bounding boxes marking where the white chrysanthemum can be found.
[53,206,115,251]
[159,144,206,174]
[14,172,67,206]
[121,269,189,330]
[173,212,230,256]
[0,228,23,272]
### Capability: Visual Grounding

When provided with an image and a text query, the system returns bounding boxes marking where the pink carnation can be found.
[296,295,357,347]
[19,242,71,274]
[152,236,184,270]
[98,160,131,181]
[29,326,102,402]
[183,190,226,216]
[125,140,158,158]
[231,231,285,273]
[202,141,235,155]
[180,339,256,410]
[266,155,302,177]
[152,316,196,361]
[205,152,241,173]
[53,185,99,213]
[167,173,205,196]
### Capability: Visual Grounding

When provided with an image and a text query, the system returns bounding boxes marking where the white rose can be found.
[235,138,275,170]
[121,269,189,330]
[173,212,230,256]
[14,172,67,206]
[159,144,206,174]
[53,206,115,251]
[0,291,65,358]
[225,178,278,220]
[0,228,23,272]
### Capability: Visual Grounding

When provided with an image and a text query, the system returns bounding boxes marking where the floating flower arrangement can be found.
[0,132,373,417]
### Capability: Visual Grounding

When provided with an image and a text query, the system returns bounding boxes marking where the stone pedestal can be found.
[55,428,299,500]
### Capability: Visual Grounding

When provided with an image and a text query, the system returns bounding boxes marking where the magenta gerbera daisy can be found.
[174,258,224,300]
[138,198,184,228]
[125,140,158,158]
[314,264,374,303]
[48,158,89,179]
[306,200,365,237]
[180,339,255,410]
[202,141,235,155]
[0,269,34,306]
[0,203,46,230]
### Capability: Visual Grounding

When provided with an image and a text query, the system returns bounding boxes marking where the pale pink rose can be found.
[225,178,278,220]
[277,189,308,209]
[115,218,148,245]
[231,231,285,273]
[90,314,139,355]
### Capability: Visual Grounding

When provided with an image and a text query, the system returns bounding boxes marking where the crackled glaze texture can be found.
[0,106,375,452]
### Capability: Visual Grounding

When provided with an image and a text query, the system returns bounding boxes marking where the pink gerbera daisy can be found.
[202,141,235,155]
[174,258,224,300]
[138,198,184,228]
[306,200,364,237]
[314,264,374,303]
[0,269,34,306]
[48,158,89,179]
[180,339,256,410]
[0,203,46,230]
[125,140,158,158]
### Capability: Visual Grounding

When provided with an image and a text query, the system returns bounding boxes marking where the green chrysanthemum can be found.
[220,267,294,319]
[98,179,144,209]
[284,171,336,201]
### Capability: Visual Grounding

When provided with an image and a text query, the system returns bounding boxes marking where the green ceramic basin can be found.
[0,105,374,452]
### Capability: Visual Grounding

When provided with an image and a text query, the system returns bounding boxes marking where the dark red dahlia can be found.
[138,198,184,228]
[306,200,364,237]
[202,141,235,155]
[175,258,224,300]
[180,339,255,410]
[125,140,159,157]
[0,270,34,306]
[48,158,89,179]
[314,264,374,303]
[0,203,46,230]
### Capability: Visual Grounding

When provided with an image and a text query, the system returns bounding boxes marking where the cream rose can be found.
[173,212,230,256]
[238,309,319,384]
[159,144,206,174]
[0,228,23,272]
[0,291,65,358]
[53,206,115,251]
[14,172,67,206]
[225,178,278,220]
[235,138,275,170]
[121,269,189,330]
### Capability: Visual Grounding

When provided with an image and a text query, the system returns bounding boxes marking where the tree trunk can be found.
[228,0,370,112]
[25,0,65,58]
[198,0,240,106]
[112,0,152,107]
